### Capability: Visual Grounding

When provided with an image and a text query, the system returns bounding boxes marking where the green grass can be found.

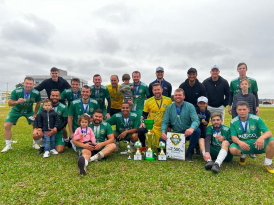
[1,107,274,204]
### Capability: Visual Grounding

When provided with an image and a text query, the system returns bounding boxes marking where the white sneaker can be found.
[32,141,40,150]
[43,151,50,158]
[50,149,58,155]
[1,145,12,153]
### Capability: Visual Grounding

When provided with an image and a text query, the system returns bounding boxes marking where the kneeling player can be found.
[199,112,233,173]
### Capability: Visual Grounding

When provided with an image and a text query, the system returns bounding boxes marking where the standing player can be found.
[60,78,82,108]
[229,101,274,173]
[138,83,172,152]
[90,74,111,119]
[2,77,41,152]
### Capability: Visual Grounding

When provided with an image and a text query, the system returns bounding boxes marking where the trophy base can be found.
[158,155,167,161]
[134,155,142,160]
[145,151,156,161]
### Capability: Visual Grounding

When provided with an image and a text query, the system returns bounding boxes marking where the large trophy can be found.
[134,141,142,160]
[144,119,156,161]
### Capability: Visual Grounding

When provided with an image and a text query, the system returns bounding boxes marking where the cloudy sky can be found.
[0,0,273,98]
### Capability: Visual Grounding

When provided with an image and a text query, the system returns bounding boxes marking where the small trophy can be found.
[127,142,131,160]
[144,119,156,161]
[134,141,142,160]
[158,141,167,161]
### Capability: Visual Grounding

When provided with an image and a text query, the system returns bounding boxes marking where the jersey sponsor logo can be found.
[170,133,182,146]
[212,142,221,147]
[250,125,256,131]
[239,133,257,139]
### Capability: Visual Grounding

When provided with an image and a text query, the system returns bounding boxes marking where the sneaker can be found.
[43,151,50,158]
[66,138,72,148]
[50,149,58,155]
[263,164,274,174]
[140,147,147,153]
[78,156,87,175]
[204,161,214,170]
[32,141,40,149]
[195,149,201,156]
[115,141,120,151]
[239,156,247,165]
[187,153,194,162]
[211,163,220,173]
[1,145,12,153]
[37,146,45,154]
[249,154,257,158]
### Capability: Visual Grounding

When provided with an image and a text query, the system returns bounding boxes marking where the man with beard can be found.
[149,66,172,98]
[138,83,172,152]
[72,109,116,175]
[90,74,111,119]
[68,85,99,149]
[2,77,41,152]
[199,112,233,173]
[161,88,200,162]
[33,89,68,154]
[106,102,139,152]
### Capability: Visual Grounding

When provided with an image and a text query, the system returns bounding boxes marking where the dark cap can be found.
[187,68,197,74]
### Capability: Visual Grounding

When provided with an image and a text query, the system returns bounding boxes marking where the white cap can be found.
[211,65,220,70]
[197,96,208,103]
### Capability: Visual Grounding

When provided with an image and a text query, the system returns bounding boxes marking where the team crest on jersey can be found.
[118,93,121,95]
[100,129,105,134]
[101,93,104,96]
[250,125,256,131]
[31,97,35,102]
[129,121,133,126]
[57,111,62,115]
[170,133,182,146]
[139,89,143,93]
[163,104,167,108]
[90,108,94,112]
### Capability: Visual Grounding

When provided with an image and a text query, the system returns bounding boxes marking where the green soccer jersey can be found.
[90,85,110,110]
[89,121,113,143]
[68,98,99,131]
[230,114,269,140]
[132,81,150,112]
[10,87,41,113]
[106,112,140,134]
[206,125,231,148]
[230,77,258,99]
[38,103,68,126]
[60,88,81,107]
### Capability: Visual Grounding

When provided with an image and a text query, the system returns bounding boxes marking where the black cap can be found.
[187,68,197,74]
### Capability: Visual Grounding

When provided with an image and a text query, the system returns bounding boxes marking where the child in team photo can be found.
[119,74,134,110]
[37,99,59,158]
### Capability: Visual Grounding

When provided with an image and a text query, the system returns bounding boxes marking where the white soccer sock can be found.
[264,158,272,166]
[85,159,88,166]
[35,138,45,147]
[240,154,247,159]
[215,149,228,166]
[202,150,205,155]
[90,151,105,161]
[5,140,11,146]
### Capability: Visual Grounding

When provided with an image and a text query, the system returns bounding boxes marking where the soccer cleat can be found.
[140,147,147,153]
[211,163,220,173]
[32,141,40,149]
[249,154,257,158]
[1,145,12,153]
[78,156,87,175]
[239,156,247,165]
[43,151,50,158]
[204,161,214,170]
[50,149,58,155]
[37,146,45,155]
[187,153,194,162]
[263,164,274,174]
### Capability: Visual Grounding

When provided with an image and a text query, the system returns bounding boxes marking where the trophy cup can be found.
[144,119,156,161]
[126,142,131,160]
[134,141,142,160]
[158,141,167,161]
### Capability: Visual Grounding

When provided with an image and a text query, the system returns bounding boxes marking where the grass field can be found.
[0,107,274,204]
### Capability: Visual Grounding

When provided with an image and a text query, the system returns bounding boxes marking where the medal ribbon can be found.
[213,125,222,135]
[175,102,184,117]
[156,79,164,88]
[23,88,32,100]
[52,103,59,112]
[200,111,206,119]
[72,90,80,100]
[239,114,249,134]
[95,86,101,99]
[155,97,163,109]
[81,98,89,113]
[134,82,140,95]
[81,127,88,136]
[122,114,130,127]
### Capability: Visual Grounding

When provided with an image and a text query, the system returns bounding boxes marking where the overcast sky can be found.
[0,0,273,98]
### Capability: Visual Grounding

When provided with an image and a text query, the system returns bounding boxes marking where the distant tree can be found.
[15,83,23,88]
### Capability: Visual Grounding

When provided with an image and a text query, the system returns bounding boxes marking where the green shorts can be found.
[210,145,233,162]
[114,130,131,141]
[55,131,64,146]
[229,137,274,154]
[5,109,34,125]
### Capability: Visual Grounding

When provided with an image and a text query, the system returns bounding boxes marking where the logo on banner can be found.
[170,133,182,146]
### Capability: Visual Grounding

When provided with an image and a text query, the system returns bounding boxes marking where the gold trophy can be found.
[134,141,142,160]
[144,119,156,161]
[158,141,167,161]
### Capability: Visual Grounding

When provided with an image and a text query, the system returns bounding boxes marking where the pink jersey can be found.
[74,127,96,143]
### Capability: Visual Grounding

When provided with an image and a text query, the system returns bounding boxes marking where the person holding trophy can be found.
[161,88,200,162]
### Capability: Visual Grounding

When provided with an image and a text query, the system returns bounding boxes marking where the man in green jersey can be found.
[131,71,150,119]
[68,85,99,150]
[33,89,68,154]
[72,109,116,175]
[199,112,233,173]
[228,62,259,116]
[2,77,41,153]
[229,101,274,173]
[90,74,111,119]
[107,102,139,152]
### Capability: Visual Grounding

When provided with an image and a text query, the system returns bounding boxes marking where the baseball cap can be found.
[211,65,220,70]
[197,96,208,103]
[156,66,164,72]
[187,68,197,74]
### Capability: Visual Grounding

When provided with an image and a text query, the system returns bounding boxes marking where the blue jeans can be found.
[160,128,201,154]
[43,131,56,151]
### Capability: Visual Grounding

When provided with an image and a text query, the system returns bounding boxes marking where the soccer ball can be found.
[134,141,142,149]
[159,141,166,149]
